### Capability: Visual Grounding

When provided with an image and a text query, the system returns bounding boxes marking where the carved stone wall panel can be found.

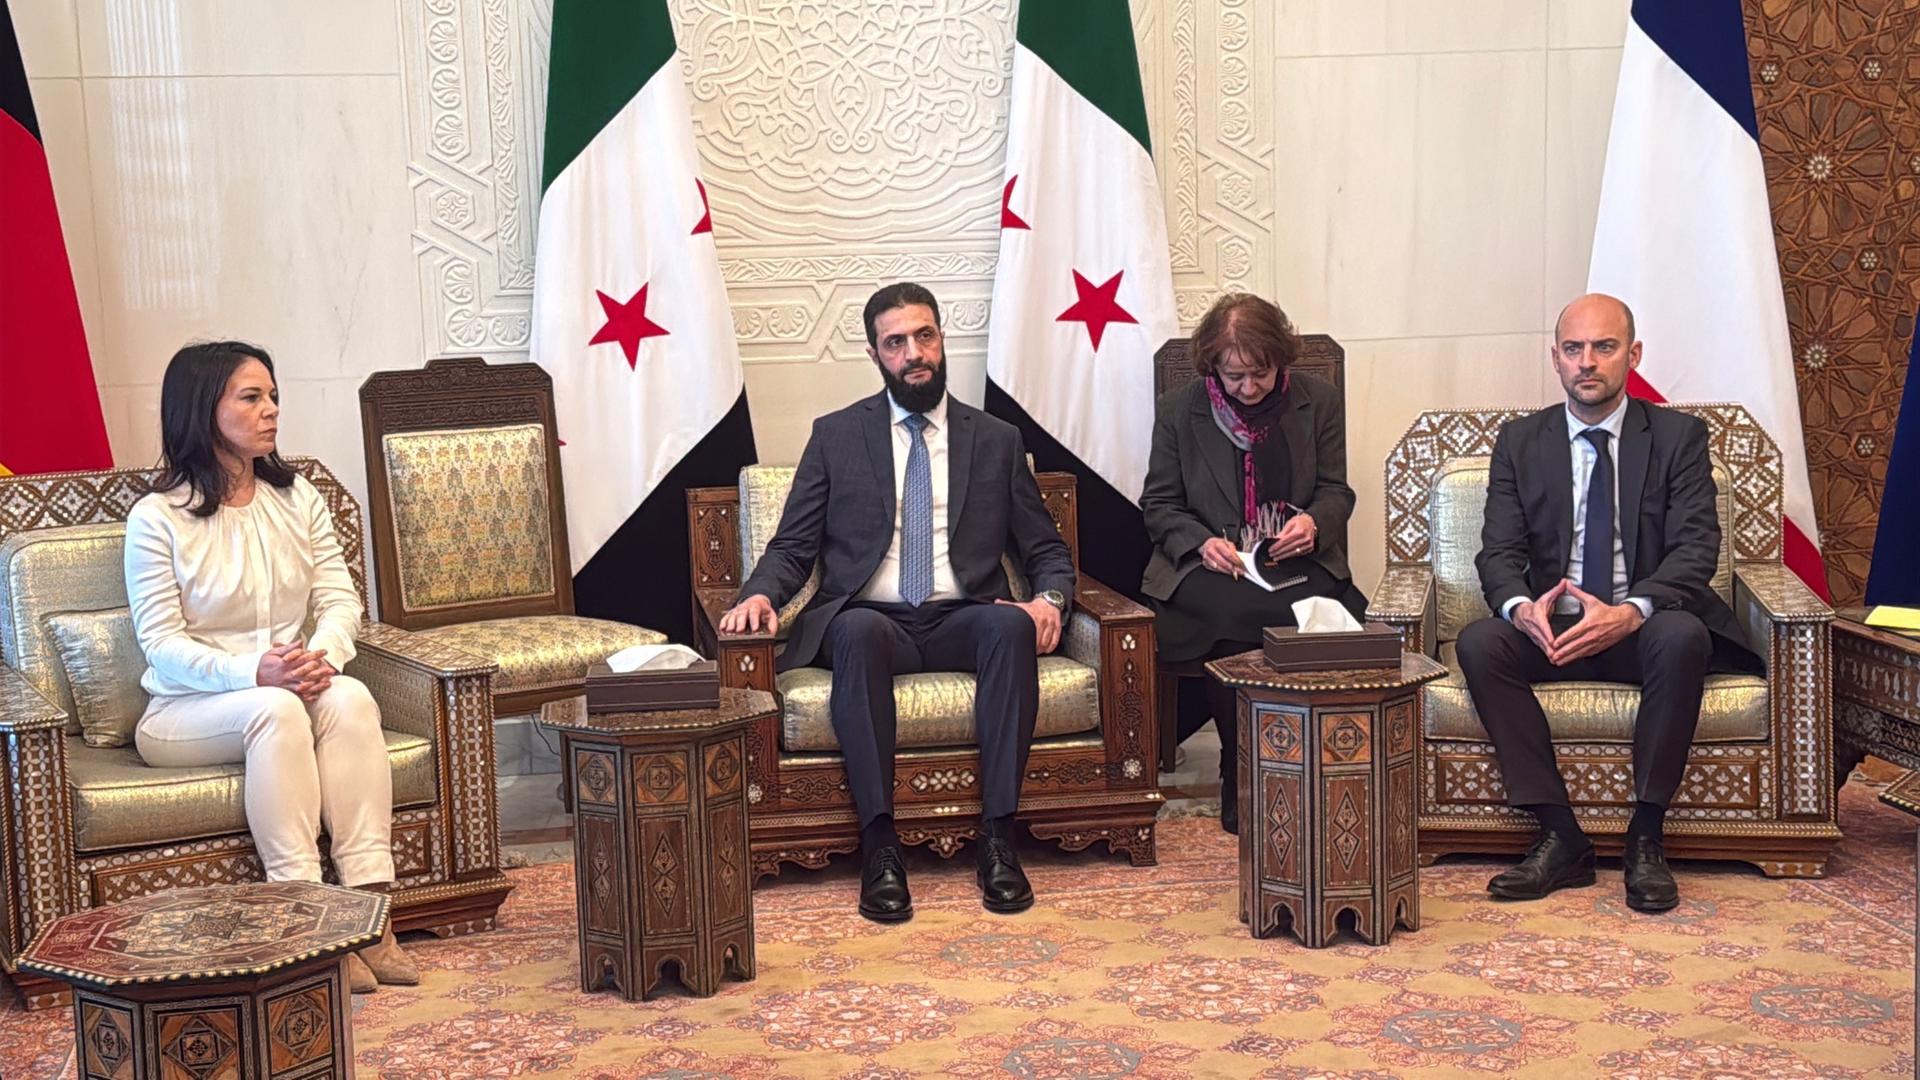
[399,1,1274,373]
[1745,1,1920,604]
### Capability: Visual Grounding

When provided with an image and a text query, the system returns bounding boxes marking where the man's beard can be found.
[879,358,947,413]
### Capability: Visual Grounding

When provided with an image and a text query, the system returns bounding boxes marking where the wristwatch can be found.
[1037,589,1069,615]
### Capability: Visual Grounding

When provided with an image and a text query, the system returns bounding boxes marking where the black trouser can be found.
[1454,610,1718,808]
[817,600,1039,826]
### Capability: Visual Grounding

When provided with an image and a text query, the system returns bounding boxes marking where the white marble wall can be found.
[18,0,417,498]
[23,0,1632,597]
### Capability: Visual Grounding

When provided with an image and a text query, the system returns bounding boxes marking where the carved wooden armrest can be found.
[1062,578,1154,670]
[0,662,78,965]
[696,587,780,646]
[1731,562,1834,823]
[1368,565,1436,656]
[1732,562,1833,624]
[1074,579,1153,622]
[347,622,495,745]
[347,622,504,878]
[698,587,780,693]
[1073,575,1156,787]
[0,663,66,733]
[355,621,497,678]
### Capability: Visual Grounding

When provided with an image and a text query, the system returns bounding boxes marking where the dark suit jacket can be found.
[1139,373,1354,602]
[1475,398,1757,664]
[738,391,1077,671]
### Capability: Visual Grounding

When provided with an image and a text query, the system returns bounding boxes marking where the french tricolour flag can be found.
[1588,0,1828,599]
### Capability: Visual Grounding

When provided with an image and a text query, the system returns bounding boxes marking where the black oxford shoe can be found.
[977,835,1035,914]
[1622,834,1680,913]
[858,845,913,923]
[1487,830,1597,901]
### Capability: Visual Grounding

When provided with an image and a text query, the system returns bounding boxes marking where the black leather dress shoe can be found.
[977,834,1035,914]
[1220,795,1239,836]
[1622,834,1680,913]
[858,845,913,923]
[1487,831,1596,900]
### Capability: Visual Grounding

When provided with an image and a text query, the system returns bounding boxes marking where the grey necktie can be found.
[899,413,933,606]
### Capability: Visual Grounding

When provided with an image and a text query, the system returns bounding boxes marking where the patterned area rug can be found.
[4,781,1913,1078]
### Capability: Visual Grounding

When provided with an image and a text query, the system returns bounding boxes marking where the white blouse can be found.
[124,475,363,698]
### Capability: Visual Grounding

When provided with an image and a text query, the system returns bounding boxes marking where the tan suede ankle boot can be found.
[359,926,419,986]
[344,952,377,994]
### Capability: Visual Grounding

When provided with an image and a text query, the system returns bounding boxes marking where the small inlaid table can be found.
[1876,770,1920,1060]
[18,881,386,1079]
[1834,609,1920,781]
[541,688,770,1001]
[1208,649,1448,947]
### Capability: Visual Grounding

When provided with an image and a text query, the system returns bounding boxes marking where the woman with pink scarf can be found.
[1140,294,1366,833]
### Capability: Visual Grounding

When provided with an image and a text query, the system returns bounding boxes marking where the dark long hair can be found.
[154,341,296,516]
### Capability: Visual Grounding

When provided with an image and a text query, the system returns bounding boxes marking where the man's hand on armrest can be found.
[720,593,779,636]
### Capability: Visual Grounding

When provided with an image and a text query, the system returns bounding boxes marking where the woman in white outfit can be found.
[124,341,416,993]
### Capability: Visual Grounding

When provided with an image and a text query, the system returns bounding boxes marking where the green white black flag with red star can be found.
[986,0,1177,595]
[530,0,753,642]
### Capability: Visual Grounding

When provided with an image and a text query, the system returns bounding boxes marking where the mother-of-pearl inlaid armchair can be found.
[1370,405,1839,877]
[687,469,1162,877]
[359,358,668,723]
[0,460,510,1010]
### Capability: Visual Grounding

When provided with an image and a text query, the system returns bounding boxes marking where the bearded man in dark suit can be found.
[1455,293,1763,913]
[720,282,1075,923]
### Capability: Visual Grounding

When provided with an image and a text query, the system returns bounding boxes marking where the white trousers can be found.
[135,676,395,886]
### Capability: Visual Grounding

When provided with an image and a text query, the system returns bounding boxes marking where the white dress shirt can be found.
[1502,397,1653,622]
[125,475,363,697]
[857,392,962,603]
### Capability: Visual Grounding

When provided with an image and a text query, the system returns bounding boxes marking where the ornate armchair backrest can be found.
[1384,405,1782,643]
[0,459,366,716]
[360,358,571,630]
[1154,333,1346,400]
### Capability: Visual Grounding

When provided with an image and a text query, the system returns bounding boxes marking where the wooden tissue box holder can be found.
[584,659,721,714]
[1261,622,1403,674]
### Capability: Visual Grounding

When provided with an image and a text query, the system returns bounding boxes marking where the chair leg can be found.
[1157,671,1181,773]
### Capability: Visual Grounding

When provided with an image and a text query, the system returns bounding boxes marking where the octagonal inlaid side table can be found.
[541,688,770,1001]
[1208,649,1447,947]
[18,881,387,1079]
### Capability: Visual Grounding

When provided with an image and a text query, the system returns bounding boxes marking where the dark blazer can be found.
[1475,398,1756,661]
[1139,373,1354,602]
[738,391,1077,672]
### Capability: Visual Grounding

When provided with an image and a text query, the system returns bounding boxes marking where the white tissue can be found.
[604,643,705,674]
[1291,596,1363,634]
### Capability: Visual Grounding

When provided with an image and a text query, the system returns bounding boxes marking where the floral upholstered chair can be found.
[1370,404,1838,877]
[687,467,1163,878]
[0,459,509,1009]
[358,358,666,720]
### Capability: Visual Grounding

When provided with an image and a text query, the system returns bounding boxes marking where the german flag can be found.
[0,0,110,476]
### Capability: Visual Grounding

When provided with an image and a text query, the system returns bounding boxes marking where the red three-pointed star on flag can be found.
[1001,176,1030,230]
[1056,269,1137,350]
[589,284,669,368]
[692,178,713,235]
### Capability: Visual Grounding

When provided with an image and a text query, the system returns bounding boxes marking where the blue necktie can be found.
[1580,428,1615,603]
[900,413,933,606]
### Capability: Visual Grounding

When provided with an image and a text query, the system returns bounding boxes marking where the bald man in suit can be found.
[1455,294,1762,913]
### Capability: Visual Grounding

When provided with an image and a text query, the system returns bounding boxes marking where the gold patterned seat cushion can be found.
[412,615,666,695]
[1424,641,1769,744]
[67,730,436,853]
[776,656,1100,752]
